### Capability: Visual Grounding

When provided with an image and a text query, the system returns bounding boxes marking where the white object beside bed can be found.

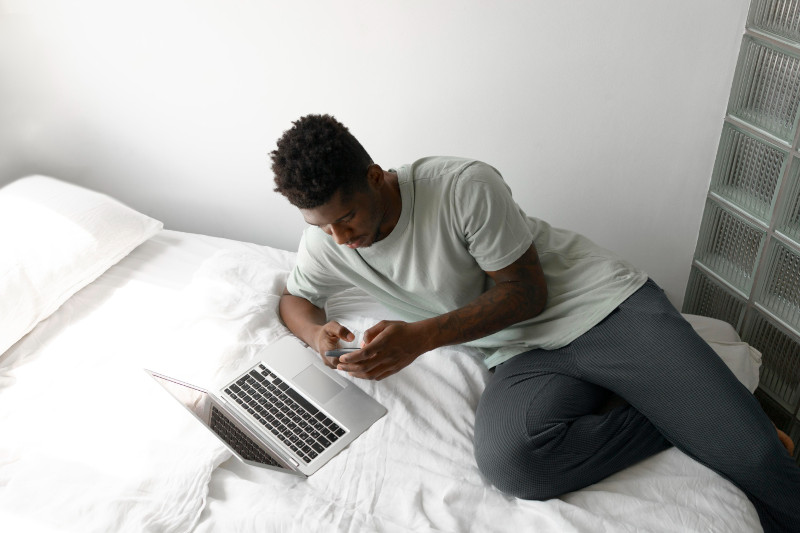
[0,177,764,532]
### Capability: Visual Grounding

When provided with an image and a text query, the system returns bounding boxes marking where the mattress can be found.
[0,225,765,532]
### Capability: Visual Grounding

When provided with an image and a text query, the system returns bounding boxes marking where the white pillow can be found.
[0,176,163,355]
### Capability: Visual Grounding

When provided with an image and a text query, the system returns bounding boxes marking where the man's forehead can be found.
[300,191,352,226]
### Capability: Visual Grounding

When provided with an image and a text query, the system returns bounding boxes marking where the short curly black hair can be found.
[270,114,373,209]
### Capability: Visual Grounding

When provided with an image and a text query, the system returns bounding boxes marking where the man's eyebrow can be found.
[304,209,355,227]
[333,209,355,223]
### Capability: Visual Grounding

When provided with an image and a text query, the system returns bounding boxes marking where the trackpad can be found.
[294,366,344,404]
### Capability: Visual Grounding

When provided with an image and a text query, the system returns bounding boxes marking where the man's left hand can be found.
[336,320,426,380]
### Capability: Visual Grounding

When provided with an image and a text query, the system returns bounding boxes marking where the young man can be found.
[271,114,800,532]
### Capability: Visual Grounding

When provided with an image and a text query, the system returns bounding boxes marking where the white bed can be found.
[0,176,765,532]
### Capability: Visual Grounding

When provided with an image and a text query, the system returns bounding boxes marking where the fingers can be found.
[338,320,414,380]
[338,347,370,364]
[337,346,406,380]
[316,321,360,369]
[337,353,374,373]
[338,358,394,380]
[316,321,355,355]
[362,320,391,345]
[346,321,394,364]
[328,322,355,343]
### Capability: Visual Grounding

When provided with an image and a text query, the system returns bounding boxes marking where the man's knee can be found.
[474,419,568,501]
[474,441,567,500]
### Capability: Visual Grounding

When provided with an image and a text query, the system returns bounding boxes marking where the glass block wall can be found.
[683,0,800,464]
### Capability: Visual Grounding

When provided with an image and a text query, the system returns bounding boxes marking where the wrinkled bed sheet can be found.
[0,230,763,532]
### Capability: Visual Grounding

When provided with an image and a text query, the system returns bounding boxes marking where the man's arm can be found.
[337,243,547,380]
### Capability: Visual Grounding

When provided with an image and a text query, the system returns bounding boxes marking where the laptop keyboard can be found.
[224,364,346,464]
[210,406,282,467]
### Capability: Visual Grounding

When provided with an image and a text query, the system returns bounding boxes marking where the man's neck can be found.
[376,171,402,241]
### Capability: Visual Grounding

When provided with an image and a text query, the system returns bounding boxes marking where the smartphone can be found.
[324,348,359,358]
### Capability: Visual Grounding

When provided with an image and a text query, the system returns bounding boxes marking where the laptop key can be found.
[311,442,325,454]
[224,362,349,463]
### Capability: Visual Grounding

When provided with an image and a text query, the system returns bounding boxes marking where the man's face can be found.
[300,186,385,249]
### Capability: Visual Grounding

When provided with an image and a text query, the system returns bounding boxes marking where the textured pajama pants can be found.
[474,280,800,533]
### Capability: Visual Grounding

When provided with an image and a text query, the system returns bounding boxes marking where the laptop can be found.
[146,335,387,477]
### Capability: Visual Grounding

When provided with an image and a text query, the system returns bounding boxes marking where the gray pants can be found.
[474,280,800,533]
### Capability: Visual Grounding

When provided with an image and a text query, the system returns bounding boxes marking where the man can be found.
[271,114,799,532]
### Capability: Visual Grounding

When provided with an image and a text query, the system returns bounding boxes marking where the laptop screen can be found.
[149,371,286,468]
[150,372,211,420]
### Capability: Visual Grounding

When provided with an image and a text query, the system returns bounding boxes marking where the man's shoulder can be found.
[404,157,504,194]
[408,156,490,178]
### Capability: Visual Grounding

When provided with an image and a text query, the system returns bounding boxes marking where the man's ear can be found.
[366,164,384,187]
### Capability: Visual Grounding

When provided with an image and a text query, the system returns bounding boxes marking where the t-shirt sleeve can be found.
[454,162,534,272]
[285,230,354,308]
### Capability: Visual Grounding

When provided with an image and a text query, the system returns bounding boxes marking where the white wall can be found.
[0,0,750,307]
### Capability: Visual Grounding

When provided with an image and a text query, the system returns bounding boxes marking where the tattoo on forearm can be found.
[434,281,543,346]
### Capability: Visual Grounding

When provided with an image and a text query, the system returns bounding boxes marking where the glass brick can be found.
[776,158,800,242]
[693,199,767,293]
[728,36,800,142]
[682,266,746,328]
[709,123,788,223]
[743,310,800,409]
[754,239,800,330]
[748,0,800,45]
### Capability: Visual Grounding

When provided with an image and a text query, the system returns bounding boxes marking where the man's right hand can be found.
[314,321,356,368]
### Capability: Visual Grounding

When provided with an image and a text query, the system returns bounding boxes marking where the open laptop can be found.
[146,335,387,477]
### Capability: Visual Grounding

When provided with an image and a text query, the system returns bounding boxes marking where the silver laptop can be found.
[146,335,387,477]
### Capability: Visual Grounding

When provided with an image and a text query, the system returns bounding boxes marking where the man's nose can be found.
[327,223,350,245]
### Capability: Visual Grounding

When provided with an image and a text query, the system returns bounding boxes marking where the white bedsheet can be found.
[0,230,764,532]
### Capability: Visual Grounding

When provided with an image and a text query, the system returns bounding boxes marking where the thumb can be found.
[363,321,389,345]
[327,321,354,342]
[337,325,355,342]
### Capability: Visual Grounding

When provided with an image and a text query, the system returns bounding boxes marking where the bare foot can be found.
[776,427,795,456]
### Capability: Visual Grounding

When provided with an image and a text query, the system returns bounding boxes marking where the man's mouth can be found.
[346,237,364,249]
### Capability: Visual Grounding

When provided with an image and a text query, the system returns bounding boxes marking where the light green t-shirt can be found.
[286,157,647,367]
